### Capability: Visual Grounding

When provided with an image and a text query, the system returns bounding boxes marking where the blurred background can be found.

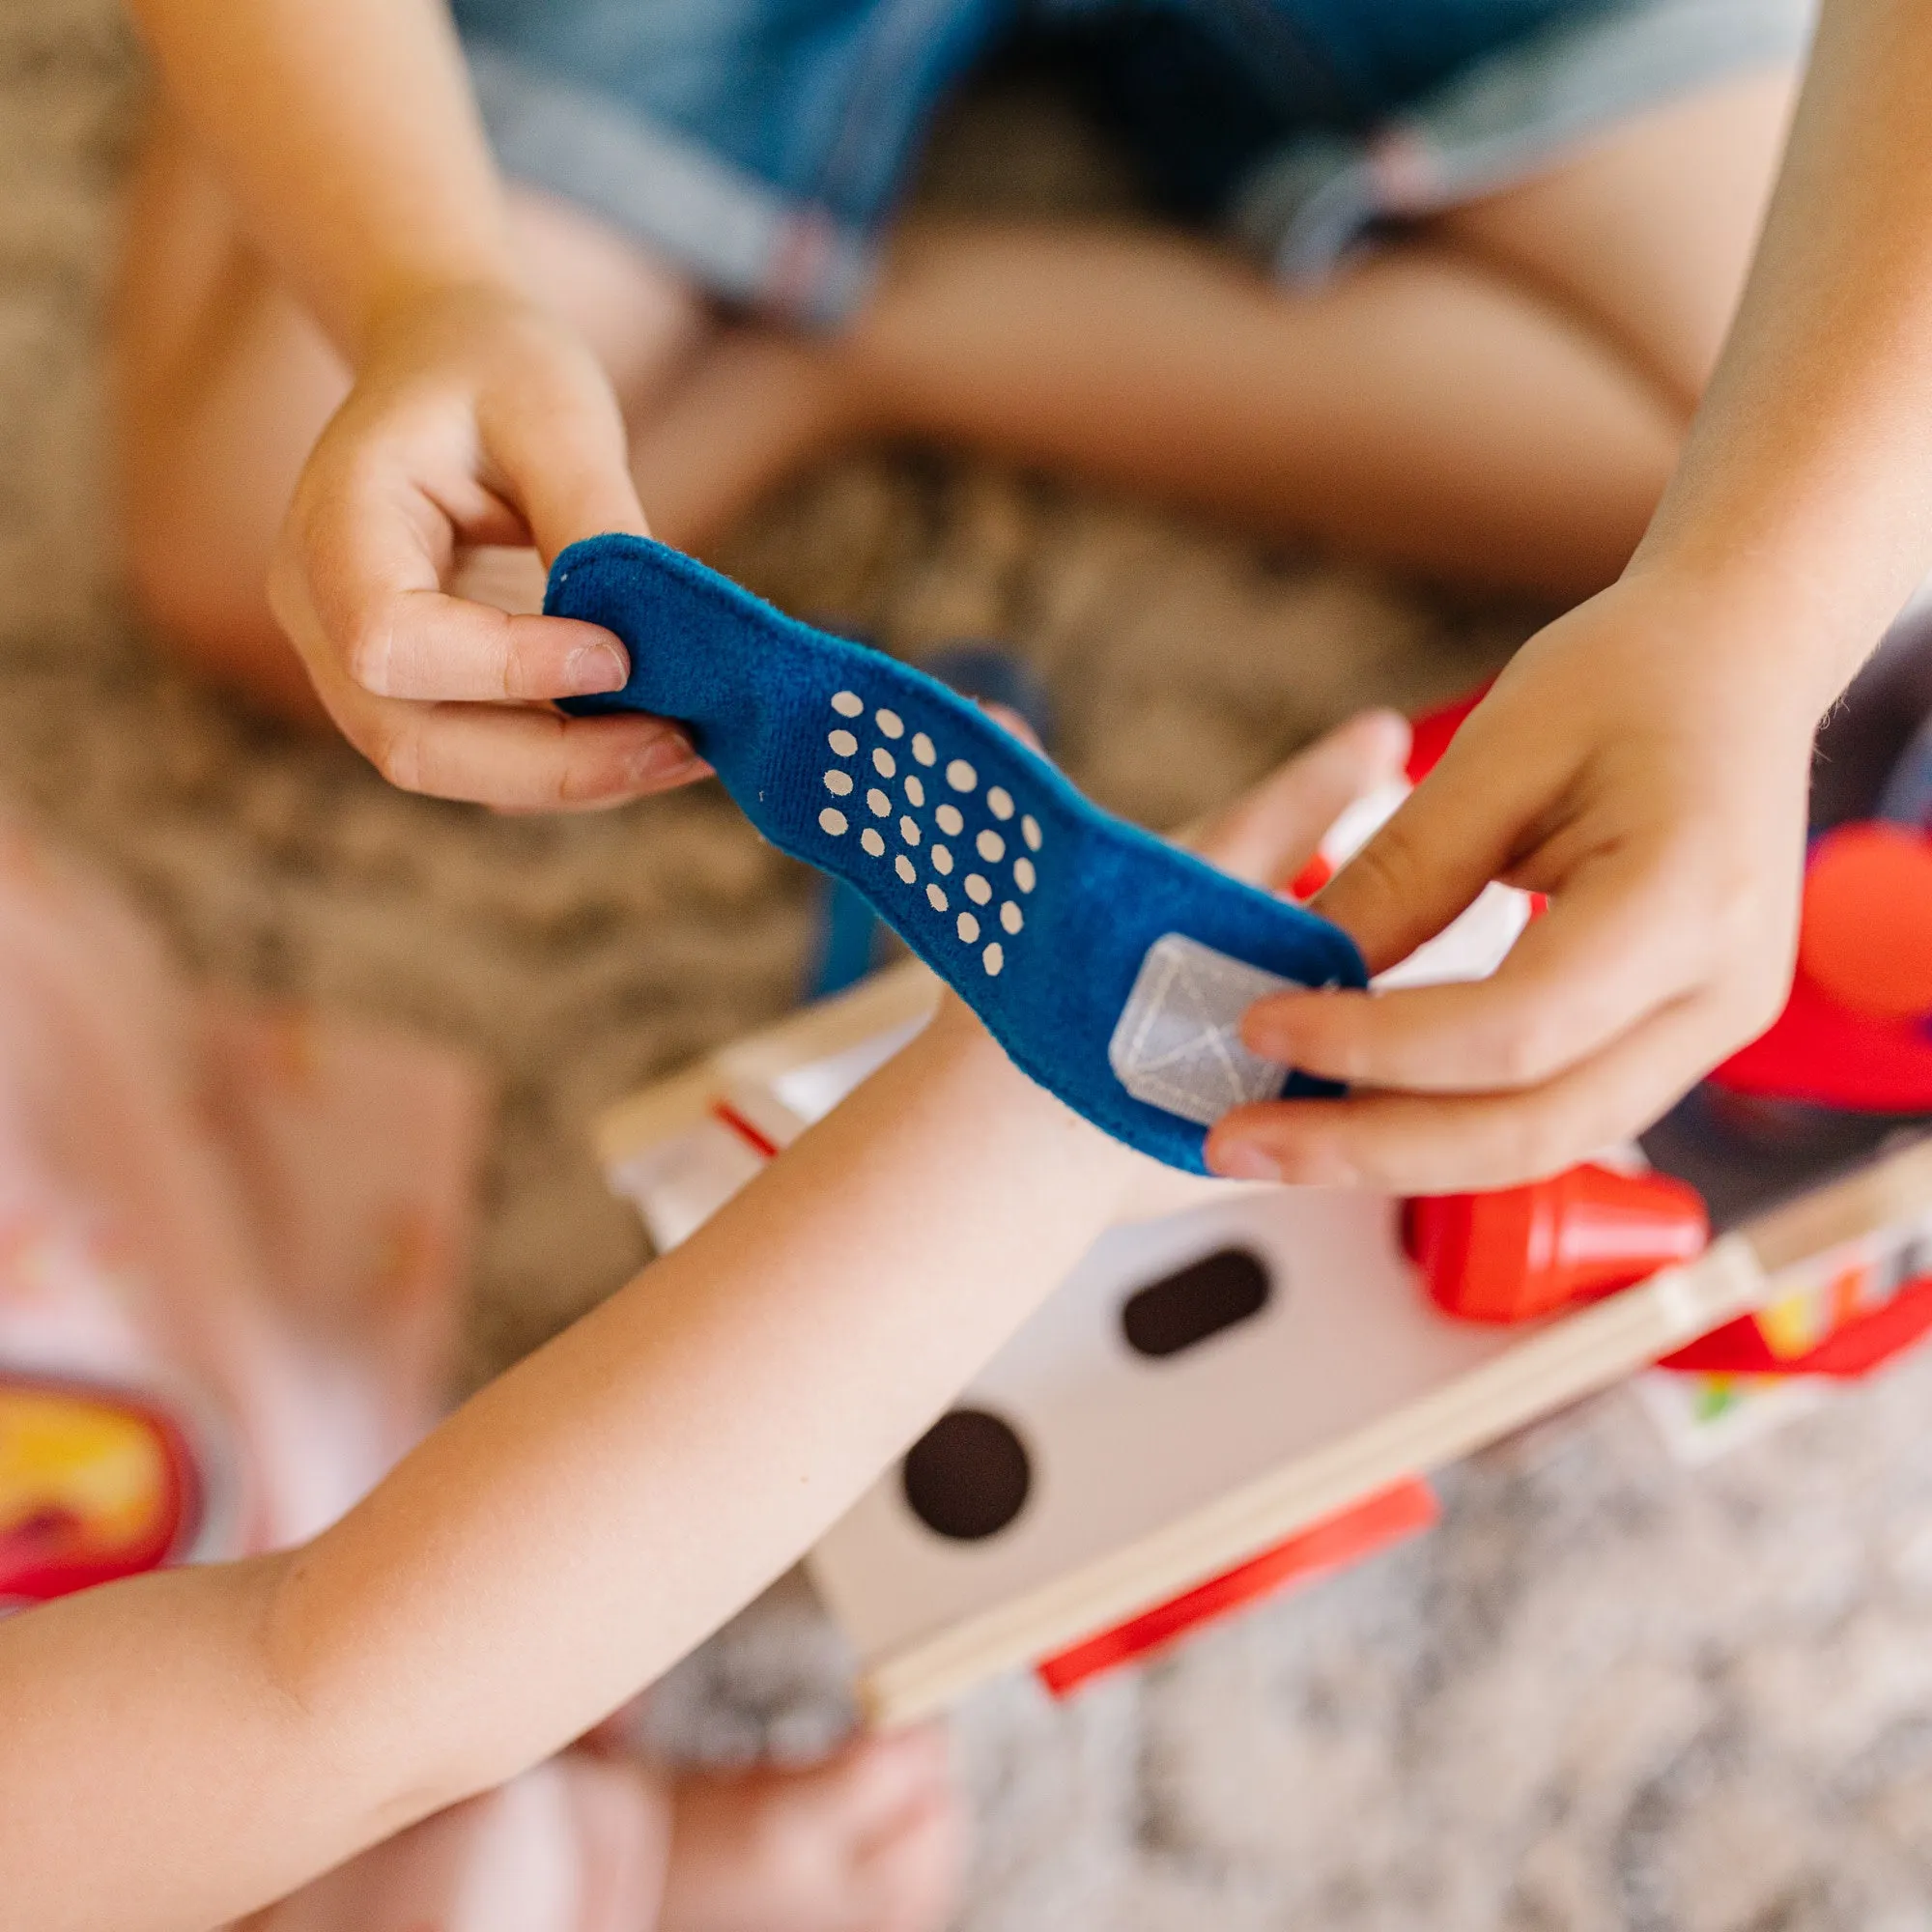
[10,3,1932,1924]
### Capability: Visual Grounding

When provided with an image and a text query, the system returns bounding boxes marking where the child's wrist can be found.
[1622,542,1901,719]
[348,264,529,369]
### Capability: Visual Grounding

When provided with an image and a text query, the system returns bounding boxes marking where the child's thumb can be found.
[493,372,652,564]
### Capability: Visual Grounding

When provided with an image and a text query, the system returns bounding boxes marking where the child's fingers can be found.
[1187,709,1411,886]
[1243,837,1776,1094]
[481,367,651,565]
[1207,989,1731,1191]
[340,595,635,704]
[345,698,706,810]
[282,433,638,709]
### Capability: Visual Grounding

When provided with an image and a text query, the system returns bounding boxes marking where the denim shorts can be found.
[453,0,1812,325]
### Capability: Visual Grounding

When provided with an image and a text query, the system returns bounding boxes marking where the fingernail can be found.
[1284,1150,1361,1188]
[1239,1012,1294,1061]
[565,640,629,695]
[1208,1140,1284,1182]
[629,730,705,787]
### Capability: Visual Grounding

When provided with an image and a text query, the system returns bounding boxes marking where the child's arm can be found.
[0,717,1404,1932]
[128,0,699,809]
[1208,0,1932,1195]
[0,1011,1122,1932]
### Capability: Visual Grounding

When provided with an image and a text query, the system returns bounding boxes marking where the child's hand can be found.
[1207,576,1825,1191]
[270,283,708,810]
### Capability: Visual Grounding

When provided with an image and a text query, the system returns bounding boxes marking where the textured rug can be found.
[10,6,1932,1926]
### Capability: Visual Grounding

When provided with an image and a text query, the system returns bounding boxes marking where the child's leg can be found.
[795,69,1796,601]
[794,219,1681,597]
[1435,69,1796,415]
[120,69,1793,719]
[239,1731,959,1932]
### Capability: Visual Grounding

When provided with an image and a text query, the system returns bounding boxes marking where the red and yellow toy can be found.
[0,1374,204,1608]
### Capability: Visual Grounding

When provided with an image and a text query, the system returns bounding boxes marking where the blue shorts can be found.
[453,0,1811,326]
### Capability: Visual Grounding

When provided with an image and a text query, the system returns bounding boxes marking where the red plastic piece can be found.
[1406,686,1491,782]
[1662,1271,1932,1380]
[1035,1478,1438,1698]
[1709,814,1932,1112]
[1711,970,1932,1113]
[1288,851,1333,902]
[1406,1164,1710,1323]
[1796,822,1932,1020]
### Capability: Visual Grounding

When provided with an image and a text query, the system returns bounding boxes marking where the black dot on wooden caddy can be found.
[900,1406,1033,1542]
[1121,1246,1273,1359]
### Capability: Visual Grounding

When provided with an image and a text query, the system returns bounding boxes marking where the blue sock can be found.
[553,535,1364,1171]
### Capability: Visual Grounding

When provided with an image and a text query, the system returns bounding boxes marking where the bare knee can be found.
[114,112,341,724]
[114,325,337,729]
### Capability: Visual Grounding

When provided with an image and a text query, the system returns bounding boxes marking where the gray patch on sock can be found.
[1108,933,1299,1125]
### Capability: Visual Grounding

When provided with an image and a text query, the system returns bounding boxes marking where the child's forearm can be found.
[128,0,517,355]
[1634,0,1932,687]
[0,1009,1149,1932]
[272,1011,1141,1773]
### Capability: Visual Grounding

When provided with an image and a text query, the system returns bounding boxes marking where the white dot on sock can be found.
[977,830,1005,862]
[947,758,978,793]
[936,805,964,836]
[861,828,885,856]
[895,854,916,884]
[867,788,891,816]
[983,943,1004,976]
[1022,814,1041,850]
[932,845,953,875]
[824,769,853,796]
[926,883,948,912]
[987,786,1014,820]
[965,874,991,905]
[898,816,921,845]
[819,809,848,836]
[912,732,936,766]
[873,747,895,778]
[1014,857,1036,893]
[1001,901,1023,934]
[875,707,904,738]
[831,691,863,718]
[829,729,857,756]
[904,775,925,808]
[956,912,980,943]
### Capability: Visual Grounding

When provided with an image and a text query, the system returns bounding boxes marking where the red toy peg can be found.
[1405,1164,1710,1324]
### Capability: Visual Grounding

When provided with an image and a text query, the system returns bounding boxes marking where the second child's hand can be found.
[1206,573,1825,1191]
[270,283,710,810]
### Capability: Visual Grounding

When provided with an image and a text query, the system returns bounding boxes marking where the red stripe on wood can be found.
[1662,1271,1932,1380]
[1035,1478,1439,1699]
[711,1101,781,1160]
